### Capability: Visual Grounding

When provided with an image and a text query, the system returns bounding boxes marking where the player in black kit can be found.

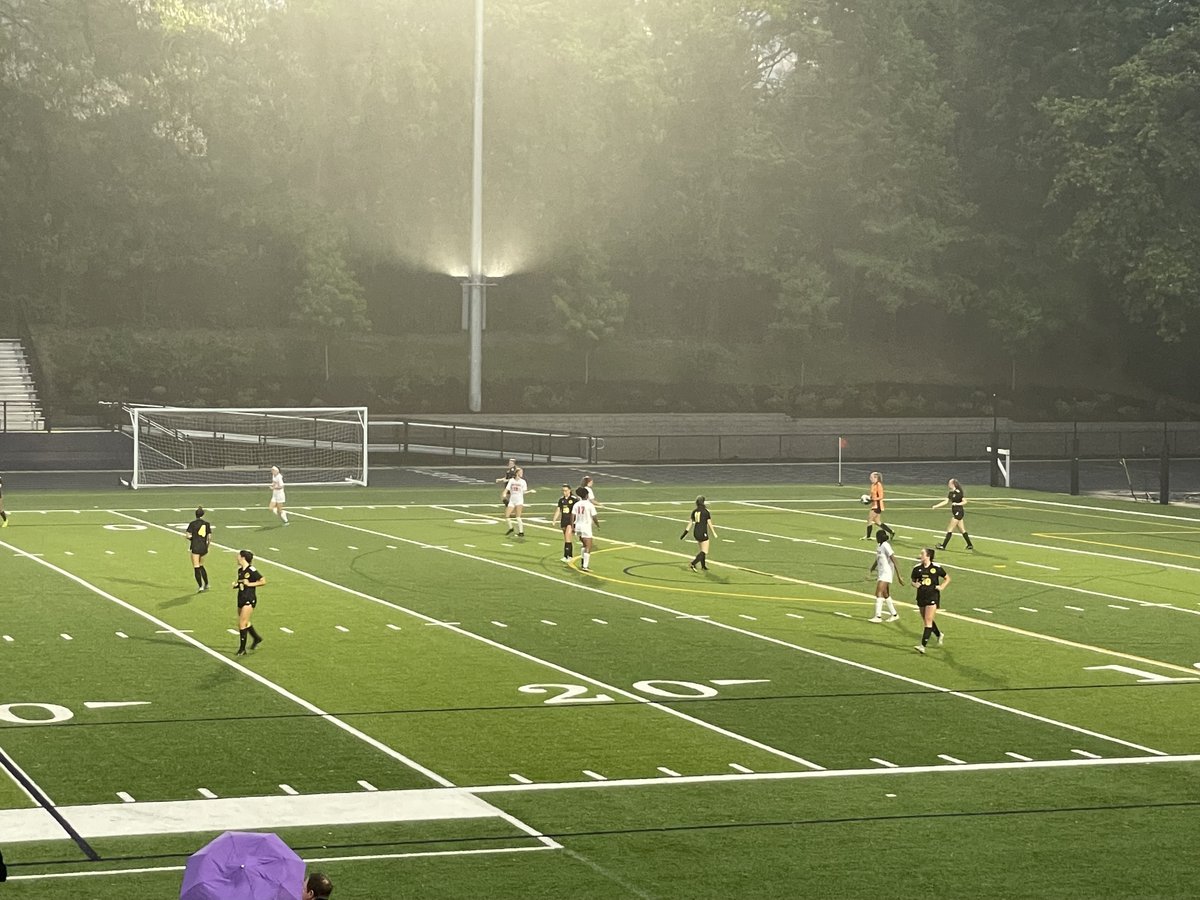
[232,550,266,657]
[0,472,8,526]
[496,458,518,507]
[185,507,213,592]
[551,484,578,563]
[932,478,974,550]
[910,547,950,654]
[681,495,717,571]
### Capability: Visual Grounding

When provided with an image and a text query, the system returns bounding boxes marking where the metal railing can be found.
[0,399,45,433]
[370,418,599,464]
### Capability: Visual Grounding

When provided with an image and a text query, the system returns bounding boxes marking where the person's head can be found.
[920,547,935,564]
[271,465,280,476]
[515,467,524,478]
[303,872,333,900]
[238,549,254,567]
[577,486,589,500]
[561,484,572,497]
[948,478,961,491]
[507,458,516,467]
[876,530,889,545]
[581,475,593,487]
[195,507,205,519]
[695,495,706,508]
[870,471,881,484]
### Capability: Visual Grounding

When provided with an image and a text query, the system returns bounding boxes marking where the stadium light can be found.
[467,0,485,412]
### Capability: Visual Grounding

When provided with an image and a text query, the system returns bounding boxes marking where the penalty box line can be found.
[293,507,1166,760]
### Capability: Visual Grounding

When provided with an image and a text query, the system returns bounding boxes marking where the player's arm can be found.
[244,573,267,588]
[937,571,950,592]
[931,498,948,509]
[708,522,717,540]
[680,517,690,540]
[552,507,561,526]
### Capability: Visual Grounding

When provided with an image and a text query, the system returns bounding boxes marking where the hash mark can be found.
[116,792,136,803]
[509,774,532,784]
[357,780,378,792]
[583,770,607,781]
[1018,607,1038,613]
[1065,605,1086,612]
[491,621,508,628]
[279,784,299,795]
[657,767,682,777]
[1071,749,1101,759]
[198,788,218,799]
[729,763,754,774]
[334,625,350,633]
[870,758,898,768]
[937,754,967,765]
[592,618,608,625]
[280,627,294,634]
[1005,752,1033,762]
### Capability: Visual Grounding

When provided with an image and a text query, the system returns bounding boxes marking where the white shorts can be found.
[876,569,895,584]
[507,496,524,508]
[271,490,286,504]
[575,526,593,540]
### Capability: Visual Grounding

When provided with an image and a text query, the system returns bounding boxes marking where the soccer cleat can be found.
[966,545,975,551]
[581,565,590,571]
[937,633,944,645]
[251,636,263,650]
[561,557,570,563]
[886,614,900,622]
[517,532,525,538]
[701,565,709,571]
[689,563,697,572]
[236,649,248,657]
[914,644,925,654]
[505,526,514,536]
[1,518,7,527]
[937,544,947,550]
[868,616,883,623]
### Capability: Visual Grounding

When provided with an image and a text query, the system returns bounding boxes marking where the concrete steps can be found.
[0,338,44,431]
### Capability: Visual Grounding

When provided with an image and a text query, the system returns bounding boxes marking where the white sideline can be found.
[0,788,500,843]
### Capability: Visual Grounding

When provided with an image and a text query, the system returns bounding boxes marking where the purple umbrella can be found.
[180,831,305,900]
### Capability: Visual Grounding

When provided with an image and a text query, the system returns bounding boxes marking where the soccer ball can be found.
[860,494,871,504]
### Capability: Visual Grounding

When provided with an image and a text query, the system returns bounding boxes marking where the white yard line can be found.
[294,509,1167,759]
[261,511,825,773]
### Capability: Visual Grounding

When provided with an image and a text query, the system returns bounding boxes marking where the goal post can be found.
[124,406,369,489]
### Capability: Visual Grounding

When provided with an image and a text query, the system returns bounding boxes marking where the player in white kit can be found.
[868,530,900,622]
[503,467,531,537]
[269,466,289,525]
[572,486,597,571]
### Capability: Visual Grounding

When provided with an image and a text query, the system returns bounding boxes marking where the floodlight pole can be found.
[467,0,485,412]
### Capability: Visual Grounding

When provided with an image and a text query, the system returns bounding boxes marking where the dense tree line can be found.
[2,0,1200,400]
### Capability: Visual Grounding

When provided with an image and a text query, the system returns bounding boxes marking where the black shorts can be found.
[693,530,709,542]
[190,542,209,556]
[561,519,573,532]
[237,597,258,610]
[951,507,965,521]
[917,596,940,609]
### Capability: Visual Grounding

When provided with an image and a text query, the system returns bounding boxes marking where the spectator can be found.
[303,872,333,899]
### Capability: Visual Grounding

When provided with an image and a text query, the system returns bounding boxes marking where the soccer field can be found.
[1,469,1199,898]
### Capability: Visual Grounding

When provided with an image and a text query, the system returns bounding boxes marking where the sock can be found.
[882,523,894,538]
[942,532,951,548]
[564,542,572,558]
[964,532,974,548]
[886,597,897,615]
[238,628,248,652]
[692,552,702,567]
[516,516,523,534]
[0,511,7,521]
[280,511,288,523]
[874,597,884,618]
[194,567,204,588]
[921,626,932,646]
[248,625,261,642]
[582,549,590,568]
[931,622,942,637]
[198,565,208,587]
[698,551,707,568]
[866,525,874,538]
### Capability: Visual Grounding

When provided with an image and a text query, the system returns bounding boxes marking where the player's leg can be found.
[870,584,884,622]
[580,535,591,570]
[191,552,205,589]
[505,504,515,535]
[237,604,252,655]
[562,525,573,561]
[514,504,524,537]
[883,583,898,619]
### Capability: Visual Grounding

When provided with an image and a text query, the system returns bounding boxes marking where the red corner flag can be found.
[838,437,848,450]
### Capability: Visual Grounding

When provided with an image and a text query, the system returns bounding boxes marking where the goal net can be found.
[124,406,368,489]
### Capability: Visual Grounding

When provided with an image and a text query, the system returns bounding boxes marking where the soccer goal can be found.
[124,406,369,489]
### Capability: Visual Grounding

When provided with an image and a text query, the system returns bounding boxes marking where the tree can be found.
[550,245,629,385]
[1043,8,1200,340]
[292,228,370,381]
